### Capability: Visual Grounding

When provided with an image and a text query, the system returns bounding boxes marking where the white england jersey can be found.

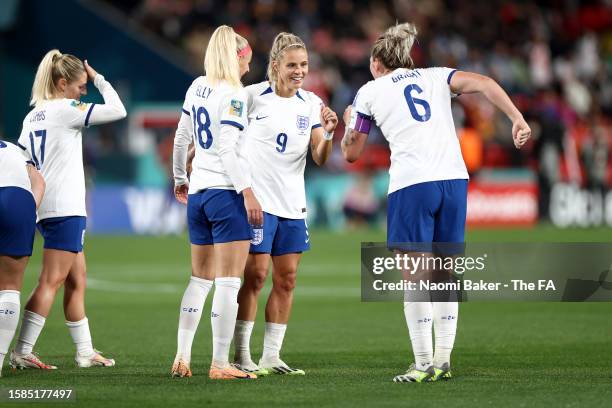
[0,140,32,194]
[350,67,469,194]
[244,81,323,219]
[182,76,249,194]
[18,99,92,220]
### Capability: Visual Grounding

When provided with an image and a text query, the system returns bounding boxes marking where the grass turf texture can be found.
[2,226,611,407]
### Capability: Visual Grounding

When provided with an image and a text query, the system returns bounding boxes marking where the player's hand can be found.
[320,105,338,133]
[512,117,531,149]
[174,183,189,205]
[242,188,263,227]
[343,105,353,127]
[84,60,98,81]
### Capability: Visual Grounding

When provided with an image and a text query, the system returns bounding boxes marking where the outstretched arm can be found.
[450,71,531,149]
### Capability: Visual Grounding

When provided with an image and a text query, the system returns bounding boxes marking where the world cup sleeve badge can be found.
[229,99,244,117]
[296,115,309,134]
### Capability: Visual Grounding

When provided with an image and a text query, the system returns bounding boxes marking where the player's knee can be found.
[274,271,297,293]
[36,276,64,293]
[245,268,268,292]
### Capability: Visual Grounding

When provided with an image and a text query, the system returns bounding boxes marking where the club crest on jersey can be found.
[229,99,244,117]
[70,100,89,111]
[296,115,309,131]
[251,228,264,246]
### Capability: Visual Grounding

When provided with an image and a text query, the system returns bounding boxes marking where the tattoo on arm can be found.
[342,131,355,147]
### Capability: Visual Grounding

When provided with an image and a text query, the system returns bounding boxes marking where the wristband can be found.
[323,131,334,141]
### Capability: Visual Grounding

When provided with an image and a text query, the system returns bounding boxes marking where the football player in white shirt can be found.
[0,140,45,376]
[233,32,338,376]
[342,23,531,383]
[171,25,262,380]
[11,50,127,370]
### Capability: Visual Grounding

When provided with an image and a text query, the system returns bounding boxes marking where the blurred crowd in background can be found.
[2,0,610,230]
[103,0,611,223]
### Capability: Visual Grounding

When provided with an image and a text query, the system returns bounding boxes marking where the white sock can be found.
[403,301,433,370]
[261,322,287,362]
[433,301,458,367]
[0,291,21,368]
[176,276,213,362]
[210,277,240,367]
[15,310,46,355]
[66,317,94,357]
[234,320,254,363]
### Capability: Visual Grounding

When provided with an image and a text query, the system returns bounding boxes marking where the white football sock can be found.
[15,310,46,355]
[66,317,95,357]
[234,319,254,363]
[261,322,287,362]
[433,301,458,367]
[403,301,433,370]
[176,276,213,362]
[210,277,240,367]
[0,291,21,368]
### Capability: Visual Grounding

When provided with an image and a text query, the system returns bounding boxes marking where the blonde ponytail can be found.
[266,32,306,83]
[371,23,418,70]
[204,25,243,88]
[30,49,85,107]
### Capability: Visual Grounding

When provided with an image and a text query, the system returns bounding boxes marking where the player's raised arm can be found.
[449,71,531,149]
[310,105,337,166]
[341,105,369,163]
[81,60,127,125]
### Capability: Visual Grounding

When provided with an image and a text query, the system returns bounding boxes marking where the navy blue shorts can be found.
[250,212,310,256]
[37,216,87,253]
[187,189,252,245]
[387,179,468,250]
[0,187,36,257]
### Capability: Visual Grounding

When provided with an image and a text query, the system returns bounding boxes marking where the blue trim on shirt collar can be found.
[84,103,96,127]
[260,86,273,96]
[16,142,27,151]
[181,108,190,116]
[220,120,244,131]
[296,91,305,101]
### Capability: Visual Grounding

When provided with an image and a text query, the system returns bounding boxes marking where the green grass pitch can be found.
[2,226,611,407]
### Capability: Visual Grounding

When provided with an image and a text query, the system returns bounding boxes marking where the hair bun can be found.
[385,22,418,39]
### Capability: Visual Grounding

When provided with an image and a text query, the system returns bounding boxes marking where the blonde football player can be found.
[342,23,531,382]
[233,32,338,376]
[171,25,263,380]
[11,50,126,369]
[0,140,45,376]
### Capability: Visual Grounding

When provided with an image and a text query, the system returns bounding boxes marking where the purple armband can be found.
[354,112,373,134]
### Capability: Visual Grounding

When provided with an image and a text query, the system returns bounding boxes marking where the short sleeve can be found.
[59,99,96,128]
[309,93,323,130]
[349,82,375,133]
[220,88,248,131]
[428,67,459,97]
